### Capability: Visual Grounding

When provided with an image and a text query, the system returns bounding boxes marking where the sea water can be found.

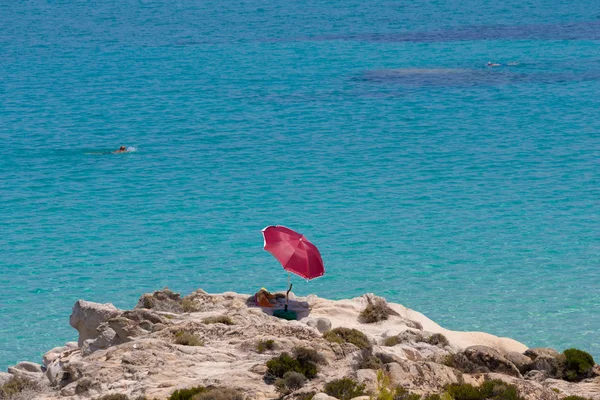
[1,0,599,369]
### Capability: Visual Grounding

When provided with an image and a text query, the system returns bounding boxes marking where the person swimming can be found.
[487,61,501,67]
[113,146,128,154]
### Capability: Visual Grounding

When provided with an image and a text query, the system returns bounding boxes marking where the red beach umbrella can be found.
[261,225,325,280]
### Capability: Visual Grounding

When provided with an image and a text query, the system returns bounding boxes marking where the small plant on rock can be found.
[293,346,327,365]
[479,380,521,400]
[275,371,307,394]
[393,387,422,400]
[266,352,317,380]
[257,339,276,353]
[383,335,401,347]
[427,333,449,347]
[445,380,524,400]
[323,327,371,350]
[359,297,390,323]
[181,298,200,313]
[0,375,40,398]
[93,395,131,400]
[373,369,395,400]
[446,383,482,400]
[174,330,204,346]
[324,377,367,400]
[202,315,234,325]
[192,388,245,400]
[169,386,208,400]
[356,349,395,370]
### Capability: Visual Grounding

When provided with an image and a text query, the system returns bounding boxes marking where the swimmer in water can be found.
[487,62,501,67]
[113,146,128,154]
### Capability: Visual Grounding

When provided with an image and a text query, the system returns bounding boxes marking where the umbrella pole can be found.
[285,272,292,312]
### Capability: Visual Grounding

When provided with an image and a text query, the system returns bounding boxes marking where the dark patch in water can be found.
[310,20,600,42]
[356,67,600,88]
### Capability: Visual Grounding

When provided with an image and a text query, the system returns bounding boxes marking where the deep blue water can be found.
[1,0,599,370]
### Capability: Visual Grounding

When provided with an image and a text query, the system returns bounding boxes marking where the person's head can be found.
[120,146,126,151]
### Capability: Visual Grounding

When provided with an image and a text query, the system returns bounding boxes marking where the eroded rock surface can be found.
[3,289,598,400]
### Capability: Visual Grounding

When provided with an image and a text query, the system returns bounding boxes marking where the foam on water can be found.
[1,0,599,370]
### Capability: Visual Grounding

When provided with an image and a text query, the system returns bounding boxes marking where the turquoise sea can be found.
[1,0,599,369]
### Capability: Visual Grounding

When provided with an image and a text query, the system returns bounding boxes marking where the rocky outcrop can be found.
[504,351,533,374]
[305,317,332,333]
[3,289,599,400]
[69,300,120,346]
[453,345,523,377]
[525,348,561,360]
[386,360,477,392]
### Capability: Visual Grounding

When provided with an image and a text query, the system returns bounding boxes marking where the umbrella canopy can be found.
[261,225,325,280]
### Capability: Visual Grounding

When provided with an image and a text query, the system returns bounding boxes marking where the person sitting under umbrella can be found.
[255,287,276,307]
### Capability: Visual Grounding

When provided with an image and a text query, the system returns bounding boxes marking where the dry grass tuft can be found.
[174,330,204,346]
[202,315,234,325]
[359,297,390,323]
[323,327,371,350]
[257,339,276,353]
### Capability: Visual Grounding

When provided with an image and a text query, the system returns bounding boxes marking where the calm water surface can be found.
[1,0,599,368]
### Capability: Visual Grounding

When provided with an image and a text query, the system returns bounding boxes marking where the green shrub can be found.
[359,298,390,323]
[479,380,520,400]
[191,388,244,400]
[423,395,441,400]
[356,349,395,370]
[169,387,208,400]
[202,315,234,325]
[357,353,384,370]
[324,377,367,400]
[562,397,593,400]
[266,352,317,380]
[563,348,595,381]
[384,336,401,346]
[294,346,326,365]
[174,330,204,346]
[427,333,449,347]
[445,380,524,400]
[0,375,40,398]
[446,383,482,400]
[393,387,422,400]
[275,371,307,394]
[257,339,276,353]
[323,327,371,350]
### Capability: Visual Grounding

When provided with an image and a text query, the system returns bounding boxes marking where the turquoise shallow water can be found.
[1,0,599,369]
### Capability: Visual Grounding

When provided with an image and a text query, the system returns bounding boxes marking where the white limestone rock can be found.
[313,394,339,400]
[69,300,120,346]
[306,317,332,333]
[0,372,13,386]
